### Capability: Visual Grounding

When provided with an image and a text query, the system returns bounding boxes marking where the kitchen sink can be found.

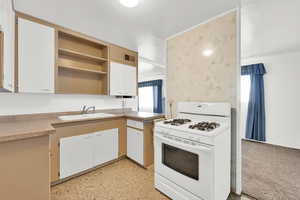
[58,113,116,121]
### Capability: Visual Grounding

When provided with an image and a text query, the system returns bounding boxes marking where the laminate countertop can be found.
[0,110,165,143]
[119,111,165,121]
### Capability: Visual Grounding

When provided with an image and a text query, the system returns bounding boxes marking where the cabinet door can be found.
[110,61,123,96]
[0,0,15,91]
[18,18,55,93]
[127,127,144,165]
[122,65,137,96]
[92,129,119,166]
[60,134,93,179]
[110,62,137,96]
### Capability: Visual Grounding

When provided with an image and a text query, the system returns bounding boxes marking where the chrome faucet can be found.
[81,105,96,114]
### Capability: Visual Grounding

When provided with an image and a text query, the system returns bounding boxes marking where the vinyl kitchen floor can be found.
[51,159,254,200]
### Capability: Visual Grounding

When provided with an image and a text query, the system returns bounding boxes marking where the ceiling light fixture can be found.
[120,0,139,8]
[202,49,214,57]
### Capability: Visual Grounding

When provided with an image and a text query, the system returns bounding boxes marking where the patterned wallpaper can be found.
[166,11,237,117]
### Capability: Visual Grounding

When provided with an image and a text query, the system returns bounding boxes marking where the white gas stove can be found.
[154,102,231,200]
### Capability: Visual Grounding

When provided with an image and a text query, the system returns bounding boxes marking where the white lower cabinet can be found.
[92,129,119,166]
[127,127,144,165]
[60,134,93,179]
[60,129,119,179]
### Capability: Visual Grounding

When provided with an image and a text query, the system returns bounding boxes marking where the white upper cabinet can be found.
[110,61,123,96]
[110,61,137,96]
[18,18,55,93]
[0,0,15,92]
[123,65,137,96]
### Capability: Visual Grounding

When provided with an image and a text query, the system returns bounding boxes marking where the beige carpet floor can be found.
[242,140,300,200]
[51,159,254,200]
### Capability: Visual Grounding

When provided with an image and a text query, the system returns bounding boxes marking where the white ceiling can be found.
[86,0,238,39]
[241,0,300,58]
[15,0,238,65]
[15,0,239,39]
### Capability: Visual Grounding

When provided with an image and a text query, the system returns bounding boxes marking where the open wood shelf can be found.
[56,30,109,95]
[56,68,108,95]
[58,64,107,75]
[59,30,107,50]
[58,48,108,64]
[58,31,108,59]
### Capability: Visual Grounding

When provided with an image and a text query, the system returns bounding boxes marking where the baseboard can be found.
[51,156,126,186]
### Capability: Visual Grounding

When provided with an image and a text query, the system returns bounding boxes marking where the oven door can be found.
[154,133,213,200]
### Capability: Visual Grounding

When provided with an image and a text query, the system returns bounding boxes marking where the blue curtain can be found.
[241,63,266,141]
[138,80,163,113]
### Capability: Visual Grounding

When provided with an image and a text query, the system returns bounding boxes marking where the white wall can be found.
[139,73,166,100]
[138,36,166,67]
[241,0,300,149]
[241,51,300,149]
[138,58,166,95]
[241,0,300,58]
[138,60,166,113]
[0,93,137,116]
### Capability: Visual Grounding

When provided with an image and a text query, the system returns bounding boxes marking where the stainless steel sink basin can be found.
[58,113,115,121]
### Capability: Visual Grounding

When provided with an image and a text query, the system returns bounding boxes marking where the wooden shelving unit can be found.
[56,30,109,95]
[58,48,108,63]
[110,44,138,67]
[58,65,107,75]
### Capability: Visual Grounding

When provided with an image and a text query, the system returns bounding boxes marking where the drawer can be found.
[127,119,144,130]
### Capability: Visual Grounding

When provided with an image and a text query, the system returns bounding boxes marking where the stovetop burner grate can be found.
[189,122,220,132]
[163,119,191,126]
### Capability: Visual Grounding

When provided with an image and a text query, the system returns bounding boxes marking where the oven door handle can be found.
[155,134,212,152]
